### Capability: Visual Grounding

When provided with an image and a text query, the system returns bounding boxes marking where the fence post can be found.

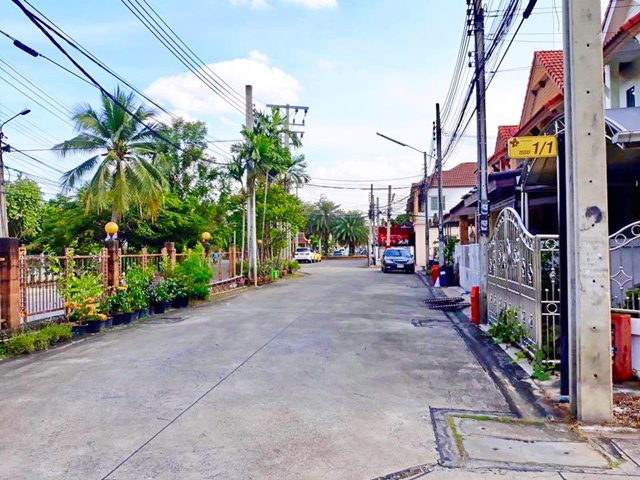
[101,248,109,288]
[141,247,148,270]
[106,240,120,287]
[0,239,21,329]
[164,242,176,271]
[64,248,73,277]
[230,246,236,278]
[533,236,543,346]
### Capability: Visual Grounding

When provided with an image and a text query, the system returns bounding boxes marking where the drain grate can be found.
[144,316,189,324]
[424,297,464,305]
[411,319,450,327]
[423,297,469,311]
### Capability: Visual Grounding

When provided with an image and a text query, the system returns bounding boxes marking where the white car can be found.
[294,247,315,263]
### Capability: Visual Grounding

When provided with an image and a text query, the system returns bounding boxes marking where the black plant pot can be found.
[149,306,155,316]
[86,320,104,334]
[153,302,167,314]
[71,324,87,338]
[113,312,133,325]
[172,296,189,308]
[139,308,150,319]
[105,317,113,329]
[132,310,141,321]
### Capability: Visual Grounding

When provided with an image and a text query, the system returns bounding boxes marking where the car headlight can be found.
[407,258,415,264]
[385,259,394,264]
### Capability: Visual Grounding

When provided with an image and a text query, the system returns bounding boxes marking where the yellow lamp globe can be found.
[105,222,119,236]
[201,232,212,242]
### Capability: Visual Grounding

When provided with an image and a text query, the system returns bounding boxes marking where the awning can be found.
[608,107,640,147]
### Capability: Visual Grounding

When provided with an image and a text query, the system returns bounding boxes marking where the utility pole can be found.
[423,151,429,264]
[370,184,375,266]
[266,103,309,259]
[435,103,445,266]
[473,0,490,321]
[0,108,30,237]
[386,185,392,248]
[562,0,612,422]
[245,85,257,286]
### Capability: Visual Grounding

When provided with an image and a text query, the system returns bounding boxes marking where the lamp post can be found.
[201,231,212,256]
[376,132,438,268]
[0,108,31,237]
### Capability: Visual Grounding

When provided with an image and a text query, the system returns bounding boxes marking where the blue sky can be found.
[0,0,598,211]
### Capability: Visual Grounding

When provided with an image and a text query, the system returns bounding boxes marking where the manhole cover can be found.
[411,319,450,327]
[144,316,189,324]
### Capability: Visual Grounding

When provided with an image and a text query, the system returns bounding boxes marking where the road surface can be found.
[0,260,509,479]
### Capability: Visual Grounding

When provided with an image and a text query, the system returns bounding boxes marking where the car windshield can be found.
[385,249,409,257]
[296,248,310,253]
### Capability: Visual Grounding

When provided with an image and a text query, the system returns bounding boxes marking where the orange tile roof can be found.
[604,12,640,57]
[432,162,477,188]
[498,125,519,144]
[534,50,564,90]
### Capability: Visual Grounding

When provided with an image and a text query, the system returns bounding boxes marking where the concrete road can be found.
[0,260,509,480]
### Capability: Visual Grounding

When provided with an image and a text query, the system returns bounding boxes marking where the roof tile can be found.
[534,50,564,90]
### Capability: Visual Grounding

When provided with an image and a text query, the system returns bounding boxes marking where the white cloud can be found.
[230,0,269,8]
[145,52,302,117]
[316,60,335,71]
[249,50,269,63]
[284,0,337,7]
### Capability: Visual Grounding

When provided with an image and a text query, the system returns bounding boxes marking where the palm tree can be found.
[275,153,310,191]
[333,212,369,256]
[306,197,340,256]
[54,87,167,222]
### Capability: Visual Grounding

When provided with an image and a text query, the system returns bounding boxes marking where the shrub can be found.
[148,280,171,305]
[40,324,73,343]
[174,249,213,299]
[487,307,526,345]
[125,266,154,310]
[106,286,132,314]
[6,333,36,355]
[32,332,51,351]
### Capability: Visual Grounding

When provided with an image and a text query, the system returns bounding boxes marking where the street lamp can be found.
[105,222,119,241]
[201,231,211,256]
[376,132,443,267]
[0,108,31,237]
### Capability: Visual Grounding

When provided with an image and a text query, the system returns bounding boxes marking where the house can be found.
[407,162,477,267]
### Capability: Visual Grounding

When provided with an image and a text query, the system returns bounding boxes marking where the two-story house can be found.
[407,162,477,267]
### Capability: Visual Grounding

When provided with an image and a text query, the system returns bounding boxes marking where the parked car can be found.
[333,249,345,256]
[381,247,415,273]
[312,250,322,262]
[294,247,315,263]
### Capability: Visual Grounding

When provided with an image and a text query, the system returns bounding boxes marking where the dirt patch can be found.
[612,395,640,429]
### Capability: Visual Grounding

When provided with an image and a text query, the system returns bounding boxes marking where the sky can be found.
[0,0,608,215]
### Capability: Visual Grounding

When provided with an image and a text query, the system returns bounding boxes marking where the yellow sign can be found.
[508,136,558,159]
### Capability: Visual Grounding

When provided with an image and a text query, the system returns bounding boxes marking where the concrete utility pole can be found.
[245,85,257,286]
[386,185,392,248]
[423,151,429,264]
[562,0,613,422]
[435,103,445,266]
[473,0,490,321]
[369,184,375,266]
[0,108,31,237]
[265,103,309,259]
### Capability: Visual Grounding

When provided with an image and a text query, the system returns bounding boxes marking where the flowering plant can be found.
[58,270,106,323]
[106,285,132,314]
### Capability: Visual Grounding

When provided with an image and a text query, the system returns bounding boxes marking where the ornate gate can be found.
[487,208,560,357]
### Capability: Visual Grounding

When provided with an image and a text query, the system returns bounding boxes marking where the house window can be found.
[627,86,636,107]
[429,196,446,211]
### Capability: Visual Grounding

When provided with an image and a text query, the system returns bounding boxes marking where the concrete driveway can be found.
[0,260,509,480]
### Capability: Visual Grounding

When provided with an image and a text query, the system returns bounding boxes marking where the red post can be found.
[470,285,480,325]
[431,264,440,284]
[612,313,633,383]
[0,239,21,329]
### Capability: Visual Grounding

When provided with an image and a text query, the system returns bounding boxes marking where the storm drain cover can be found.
[411,319,450,328]
[144,316,189,324]
[431,408,623,473]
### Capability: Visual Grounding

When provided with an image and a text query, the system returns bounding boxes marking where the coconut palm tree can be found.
[333,211,369,256]
[306,197,340,255]
[54,87,167,222]
[276,154,310,191]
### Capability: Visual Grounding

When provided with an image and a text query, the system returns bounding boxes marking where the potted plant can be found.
[167,277,189,308]
[125,266,153,319]
[85,313,109,334]
[174,248,213,300]
[60,271,106,332]
[107,286,133,325]
[148,280,172,314]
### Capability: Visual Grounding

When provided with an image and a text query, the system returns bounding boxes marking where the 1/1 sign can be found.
[508,136,558,159]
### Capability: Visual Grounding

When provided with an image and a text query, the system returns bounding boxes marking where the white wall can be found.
[425,186,472,223]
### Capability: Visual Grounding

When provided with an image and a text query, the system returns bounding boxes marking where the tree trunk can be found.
[247,177,257,284]
[261,178,269,260]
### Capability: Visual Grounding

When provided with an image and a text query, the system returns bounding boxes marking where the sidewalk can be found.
[417,274,640,479]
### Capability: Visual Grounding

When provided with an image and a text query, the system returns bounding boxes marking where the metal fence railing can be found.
[18,249,107,324]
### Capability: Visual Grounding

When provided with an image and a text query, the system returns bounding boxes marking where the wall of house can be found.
[425,186,473,223]
[618,57,640,107]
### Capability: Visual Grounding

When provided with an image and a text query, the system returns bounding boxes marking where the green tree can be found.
[333,211,368,255]
[5,177,44,242]
[54,87,168,222]
[306,197,340,256]
[392,213,413,226]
